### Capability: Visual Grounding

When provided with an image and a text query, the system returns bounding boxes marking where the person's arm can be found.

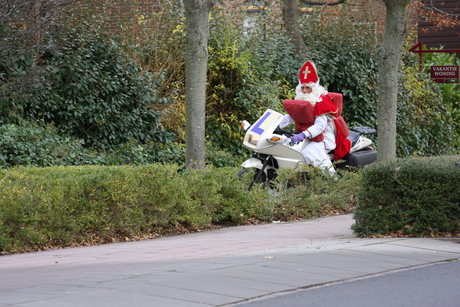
[301,115,328,139]
[279,114,294,129]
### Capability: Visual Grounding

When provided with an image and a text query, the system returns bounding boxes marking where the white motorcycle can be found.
[240,108,377,190]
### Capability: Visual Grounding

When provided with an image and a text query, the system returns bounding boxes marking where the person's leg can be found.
[301,142,336,176]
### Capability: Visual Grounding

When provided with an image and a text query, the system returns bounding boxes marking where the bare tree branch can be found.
[1,0,80,20]
[425,0,460,17]
[416,0,460,31]
[299,0,347,6]
[0,0,29,18]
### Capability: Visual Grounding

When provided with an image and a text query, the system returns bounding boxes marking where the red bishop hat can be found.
[298,61,319,84]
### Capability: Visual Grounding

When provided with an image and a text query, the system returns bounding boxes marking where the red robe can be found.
[283,95,351,161]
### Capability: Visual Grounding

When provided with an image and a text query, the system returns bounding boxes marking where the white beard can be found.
[295,92,320,105]
[295,83,327,105]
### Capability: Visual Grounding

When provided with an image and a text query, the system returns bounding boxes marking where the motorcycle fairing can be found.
[243,109,283,150]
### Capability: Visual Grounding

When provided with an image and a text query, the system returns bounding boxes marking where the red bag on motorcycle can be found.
[283,94,351,161]
[282,99,325,142]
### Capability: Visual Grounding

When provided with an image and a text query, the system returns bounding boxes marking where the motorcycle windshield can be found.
[243,109,283,149]
[249,110,282,136]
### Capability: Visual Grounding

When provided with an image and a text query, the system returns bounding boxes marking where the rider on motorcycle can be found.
[279,61,351,176]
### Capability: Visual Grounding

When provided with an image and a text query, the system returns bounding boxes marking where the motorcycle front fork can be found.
[248,155,278,191]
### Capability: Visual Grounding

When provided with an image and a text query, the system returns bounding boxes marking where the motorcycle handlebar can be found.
[274,126,294,137]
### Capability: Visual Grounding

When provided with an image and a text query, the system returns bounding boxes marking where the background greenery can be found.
[0,1,459,252]
[0,1,458,168]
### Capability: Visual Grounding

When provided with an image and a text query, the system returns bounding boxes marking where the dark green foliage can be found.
[272,166,361,220]
[0,19,174,150]
[396,52,456,157]
[352,156,460,236]
[2,2,459,167]
[416,50,460,152]
[300,7,379,128]
[0,122,104,168]
[0,121,238,169]
[300,8,459,157]
[206,7,303,156]
[38,24,174,149]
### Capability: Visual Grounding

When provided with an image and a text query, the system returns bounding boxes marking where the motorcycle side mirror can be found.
[241,120,251,131]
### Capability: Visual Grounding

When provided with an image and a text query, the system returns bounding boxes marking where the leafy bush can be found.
[0,122,104,168]
[352,156,460,237]
[397,54,455,157]
[0,16,174,150]
[39,23,175,149]
[272,166,361,220]
[121,0,187,142]
[205,2,302,156]
[0,164,361,253]
[0,165,271,253]
[301,8,459,157]
[417,48,460,152]
[0,164,203,252]
[0,120,238,169]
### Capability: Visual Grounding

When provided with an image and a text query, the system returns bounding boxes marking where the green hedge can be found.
[352,156,460,237]
[0,165,269,253]
[0,164,361,254]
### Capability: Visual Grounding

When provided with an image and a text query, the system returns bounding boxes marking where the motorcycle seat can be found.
[329,131,360,158]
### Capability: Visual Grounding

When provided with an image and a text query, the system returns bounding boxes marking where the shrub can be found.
[0,165,203,252]
[0,121,238,169]
[300,5,381,127]
[206,1,302,156]
[417,48,460,152]
[0,165,273,253]
[273,166,361,220]
[352,155,460,237]
[397,52,456,157]
[300,8,459,157]
[0,163,361,253]
[38,22,174,149]
[0,122,105,168]
[0,16,174,150]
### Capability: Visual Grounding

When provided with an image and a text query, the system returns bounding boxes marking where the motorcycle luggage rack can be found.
[350,126,376,135]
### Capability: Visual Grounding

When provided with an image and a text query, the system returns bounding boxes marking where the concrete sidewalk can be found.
[1,214,460,307]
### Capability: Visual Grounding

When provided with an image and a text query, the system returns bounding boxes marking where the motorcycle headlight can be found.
[248,133,260,145]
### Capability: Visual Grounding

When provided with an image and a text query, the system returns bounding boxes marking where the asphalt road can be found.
[235,260,460,307]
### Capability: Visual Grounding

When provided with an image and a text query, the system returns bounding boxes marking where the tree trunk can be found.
[283,0,308,54]
[377,0,410,162]
[183,0,213,169]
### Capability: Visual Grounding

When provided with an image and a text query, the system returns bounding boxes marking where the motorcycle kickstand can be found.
[249,155,271,191]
